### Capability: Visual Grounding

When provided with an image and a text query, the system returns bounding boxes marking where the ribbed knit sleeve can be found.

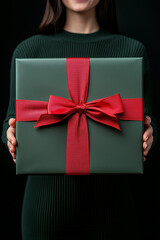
[1,39,36,150]
[1,49,18,150]
[141,45,158,150]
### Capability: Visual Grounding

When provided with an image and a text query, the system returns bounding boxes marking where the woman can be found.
[2,0,158,239]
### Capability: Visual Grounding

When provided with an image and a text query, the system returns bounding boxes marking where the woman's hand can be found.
[143,116,153,161]
[6,118,16,163]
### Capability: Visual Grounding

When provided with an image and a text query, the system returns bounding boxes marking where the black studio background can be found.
[0,0,159,239]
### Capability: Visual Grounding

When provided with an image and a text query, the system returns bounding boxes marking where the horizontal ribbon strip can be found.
[16,58,143,175]
[16,97,143,124]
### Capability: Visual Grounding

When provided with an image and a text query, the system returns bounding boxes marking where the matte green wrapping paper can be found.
[15,57,144,175]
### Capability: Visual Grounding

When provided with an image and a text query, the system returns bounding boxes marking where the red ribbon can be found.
[16,58,143,175]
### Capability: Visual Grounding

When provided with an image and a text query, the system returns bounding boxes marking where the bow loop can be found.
[48,95,76,115]
[86,93,124,115]
[82,93,124,130]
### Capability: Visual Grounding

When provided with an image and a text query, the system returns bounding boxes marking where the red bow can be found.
[16,58,143,175]
[34,93,124,130]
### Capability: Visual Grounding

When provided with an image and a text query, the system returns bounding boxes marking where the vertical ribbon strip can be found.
[66,58,90,175]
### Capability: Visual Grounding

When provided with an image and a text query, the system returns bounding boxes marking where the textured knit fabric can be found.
[1,27,158,240]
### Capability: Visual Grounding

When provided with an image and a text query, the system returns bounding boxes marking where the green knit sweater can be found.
[1,27,158,240]
[1,27,158,149]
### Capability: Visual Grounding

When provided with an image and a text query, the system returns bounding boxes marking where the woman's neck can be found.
[63,6,100,34]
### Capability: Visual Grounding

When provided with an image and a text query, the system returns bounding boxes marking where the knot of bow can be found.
[76,103,86,114]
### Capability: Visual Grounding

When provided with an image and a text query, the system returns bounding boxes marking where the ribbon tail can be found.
[34,112,74,128]
[66,113,90,175]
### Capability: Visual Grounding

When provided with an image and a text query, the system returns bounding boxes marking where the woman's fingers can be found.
[12,153,16,163]
[8,118,16,144]
[143,134,153,157]
[7,118,17,163]
[143,116,154,161]
[9,118,16,127]
[143,137,153,156]
[7,140,16,163]
[143,134,153,149]
[143,125,153,142]
[11,152,16,160]
[7,140,16,153]
[7,140,16,156]
[6,127,16,146]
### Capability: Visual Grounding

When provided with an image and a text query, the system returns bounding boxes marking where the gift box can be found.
[15,57,144,175]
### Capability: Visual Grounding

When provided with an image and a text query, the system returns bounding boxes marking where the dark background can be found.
[0,0,160,239]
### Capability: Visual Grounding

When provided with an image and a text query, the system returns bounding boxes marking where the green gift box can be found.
[15,57,144,175]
